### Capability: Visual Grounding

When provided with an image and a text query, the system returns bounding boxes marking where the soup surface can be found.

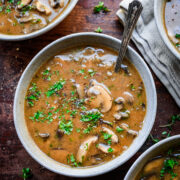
[0,0,69,35]
[164,0,180,52]
[136,146,180,180]
[24,46,146,167]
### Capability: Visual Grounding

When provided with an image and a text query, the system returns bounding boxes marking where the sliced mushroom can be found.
[75,84,85,99]
[120,110,130,118]
[99,119,113,127]
[113,113,122,120]
[87,80,112,113]
[18,0,32,9]
[18,15,36,23]
[114,104,123,111]
[49,0,60,8]
[89,79,111,94]
[39,133,50,139]
[114,97,125,104]
[59,0,65,7]
[120,123,138,136]
[33,0,52,15]
[127,129,138,136]
[143,158,164,175]
[76,136,98,163]
[97,143,111,153]
[102,127,118,143]
[122,92,134,105]
[56,129,64,138]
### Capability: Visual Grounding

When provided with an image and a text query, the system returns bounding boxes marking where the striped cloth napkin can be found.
[116,0,180,107]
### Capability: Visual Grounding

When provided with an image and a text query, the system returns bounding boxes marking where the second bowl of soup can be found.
[0,0,78,41]
[154,0,180,59]
[14,32,157,177]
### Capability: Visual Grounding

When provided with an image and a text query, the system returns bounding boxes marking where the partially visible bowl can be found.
[0,0,78,41]
[13,32,157,177]
[125,135,180,180]
[154,0,180,60]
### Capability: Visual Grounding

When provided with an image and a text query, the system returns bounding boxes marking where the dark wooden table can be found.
[0,0,179,179]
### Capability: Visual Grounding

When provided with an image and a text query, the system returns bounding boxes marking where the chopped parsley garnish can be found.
[108,147,113,153]
[83,125,93,134]
[80,111,102,123]
[46,79,65,97]
[175,34,180,38]
[102,132,112,140]
[160,114,180,129]
[95,27,103,33]
[26,83,41,107]
[88,69,96,77]
[42,69,51,81]
[29,111,45,122]
[176,43,180,47]
[59,120,73,135]
[116,126,124,133]
[93,1,110,13]
[22,168,32,179]
[160,158,179,179]
[149,134,159,143]
[78,69,85,74]
[130,83,135,91]
[67,154,79,167]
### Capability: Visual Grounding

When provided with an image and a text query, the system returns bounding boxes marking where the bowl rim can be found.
[13,32,157,177]
[124,135,180,180]
[0,0,78,41]
[154,0,180,60]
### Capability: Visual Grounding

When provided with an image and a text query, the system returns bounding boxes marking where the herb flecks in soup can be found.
[136,147,180,180]
[164,0,180,51]
[0,0,69,35]
[24,46,146,167]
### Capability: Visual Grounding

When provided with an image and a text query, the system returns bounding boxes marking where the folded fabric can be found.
[116,0,180,107]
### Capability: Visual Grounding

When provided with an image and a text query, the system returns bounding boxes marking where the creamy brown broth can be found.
[0,0,69,35]
[164,0,180,51]
[136,146,180,180]
[24,46,146,167]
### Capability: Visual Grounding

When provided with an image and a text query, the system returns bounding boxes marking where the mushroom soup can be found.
[0,0,69,35]
[24,46,146,167]
[164,0,180,52]
[135,147,180,180]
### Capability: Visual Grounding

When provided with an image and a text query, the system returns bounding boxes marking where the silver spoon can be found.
[115,0,143,73]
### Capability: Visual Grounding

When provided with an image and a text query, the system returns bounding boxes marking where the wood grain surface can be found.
[0,0,179,179]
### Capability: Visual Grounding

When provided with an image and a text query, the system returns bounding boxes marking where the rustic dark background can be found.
[0,0,179,179]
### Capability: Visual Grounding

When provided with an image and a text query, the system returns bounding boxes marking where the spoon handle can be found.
[115,0,143,72]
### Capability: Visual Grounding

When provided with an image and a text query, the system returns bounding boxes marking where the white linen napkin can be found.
[116,0,180,107]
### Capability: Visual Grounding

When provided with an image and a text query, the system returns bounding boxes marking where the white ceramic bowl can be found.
[154,0,180,60]
[0,0,78,41]
[125,135,180,180]
[13,32,157,177]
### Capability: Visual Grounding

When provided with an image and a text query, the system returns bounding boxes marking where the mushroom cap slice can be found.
[97,143,111,153]
[120,123,138,136]
[59,0,65,7]
[102,127,118,143]
[49,0,59,8]
[87,84,112,113]
[33,0,52,15]
[75,83,85,99]
[18,0,32,9]
[76,136,98,163]
[122,91,134,105]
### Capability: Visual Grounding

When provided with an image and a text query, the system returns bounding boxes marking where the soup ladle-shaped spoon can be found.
[115,0,143,73]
